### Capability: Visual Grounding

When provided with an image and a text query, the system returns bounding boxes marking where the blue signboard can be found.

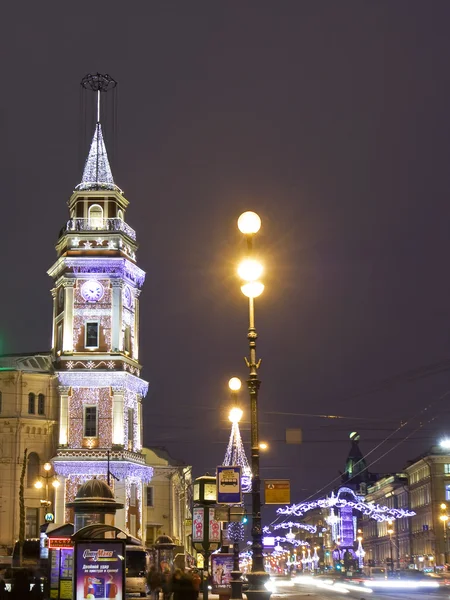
[217,466,242,504]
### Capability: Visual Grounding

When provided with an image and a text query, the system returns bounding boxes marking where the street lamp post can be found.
[237,211,270,600]
[387,520,394,573]
[440,503,448,566]
[34,462,60,519]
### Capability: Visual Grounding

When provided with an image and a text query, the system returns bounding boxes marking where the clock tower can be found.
[48,76,152,536]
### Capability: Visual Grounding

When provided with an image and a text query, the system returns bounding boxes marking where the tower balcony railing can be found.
[63,218,136,241]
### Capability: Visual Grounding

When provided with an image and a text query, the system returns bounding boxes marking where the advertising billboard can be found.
[75,541,125,600]
[211,554,234,594]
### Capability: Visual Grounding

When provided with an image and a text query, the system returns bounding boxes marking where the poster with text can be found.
[75,541,125,600]
[192,507,204,542]
[211,554,233,594]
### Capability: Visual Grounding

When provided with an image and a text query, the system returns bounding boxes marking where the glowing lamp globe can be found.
[237,211,261,235]
[52,479,60,488]
[34,481,43,489]
[229,407,243,423]
[441,439,450,449]
[238,259,263,282]
[228,377,242,391]
[44,462,52,472]
[241,281,264,298]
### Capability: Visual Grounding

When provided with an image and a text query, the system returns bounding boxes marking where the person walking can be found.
[161,568,171,600]
[148,566,162,600]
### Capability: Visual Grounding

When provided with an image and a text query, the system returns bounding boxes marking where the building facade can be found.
[361,473,410,569]
[48,116,153,536]
[142,447,193,555]
[405,446,450,569]
[0,353,58,550]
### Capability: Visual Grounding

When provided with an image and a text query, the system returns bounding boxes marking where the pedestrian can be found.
[191,570,201,599]
[161,568,171,600]
[171,569,184,600]
[178,572,197,600]
[148,566,162,600]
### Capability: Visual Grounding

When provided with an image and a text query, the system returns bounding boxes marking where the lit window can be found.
[445,465,450,474]
[28,393,35,415]
[446,485,450,501]
[84,406,97,438]
[118,209,124,221]
[146,487,154,507]
[88,204,103,229]
[38,394,45,416]
[85,322,99,349]
[27,453,40,488]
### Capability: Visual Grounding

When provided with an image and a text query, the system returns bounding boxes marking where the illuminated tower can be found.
[48,74,152,537]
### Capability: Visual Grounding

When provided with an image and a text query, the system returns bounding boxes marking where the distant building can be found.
[405,445,450,569]
[142,447,193,557]
[0,353,58,550]
[361,473,410,569]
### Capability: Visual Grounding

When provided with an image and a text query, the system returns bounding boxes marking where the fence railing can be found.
[63,217,136,240]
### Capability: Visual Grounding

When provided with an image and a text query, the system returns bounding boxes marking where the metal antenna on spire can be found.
[80,73,117,124]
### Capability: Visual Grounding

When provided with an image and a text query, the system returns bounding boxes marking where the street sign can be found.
[264,479,291,504]
[45,512,54,523]
[217,466,241,504]
[214,506,230,522]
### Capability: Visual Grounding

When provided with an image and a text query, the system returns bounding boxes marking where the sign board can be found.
[264,479,291,504]
[217,466,241,504]
[229,506,245,522]
[49,538,73,549]
[74,541,125,600]
[209,508,221,542]
[263,537,275,547]
[286,428,302,444]
[214,506,230,522]
[211,554,234,594]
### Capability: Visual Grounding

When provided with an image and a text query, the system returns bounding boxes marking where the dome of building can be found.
[76,478,114,500]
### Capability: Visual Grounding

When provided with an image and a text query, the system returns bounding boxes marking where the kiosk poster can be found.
[211,554,234,594]
[75,541,125,600]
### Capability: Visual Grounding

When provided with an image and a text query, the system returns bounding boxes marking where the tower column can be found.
[54,478,66,525]
[62,281,75,352]
[59,386,70,446]
[111,281,123,351]
[113,390,125,446]
[134,290,141,360]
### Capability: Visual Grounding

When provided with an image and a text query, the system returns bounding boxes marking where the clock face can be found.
[81,280,104,302]
[123,285,133,308]
[204,483,216,501]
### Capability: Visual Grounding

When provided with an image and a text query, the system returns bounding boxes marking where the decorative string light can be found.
[64,258,145,287]
[75,123,120,192]
[278,486,416,523]
[57,372,148,396]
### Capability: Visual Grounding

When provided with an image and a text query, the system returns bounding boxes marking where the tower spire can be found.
[76,73,119,192]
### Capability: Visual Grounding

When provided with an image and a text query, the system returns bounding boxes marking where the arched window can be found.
[88,204,103,229]
[27,452,40,488]
[28,393,35,414]
[38,394,45,415]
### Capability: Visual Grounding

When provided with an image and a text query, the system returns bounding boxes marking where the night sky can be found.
[2,2,450,508]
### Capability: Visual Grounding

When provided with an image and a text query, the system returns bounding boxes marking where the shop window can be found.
[446,484,450,501]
